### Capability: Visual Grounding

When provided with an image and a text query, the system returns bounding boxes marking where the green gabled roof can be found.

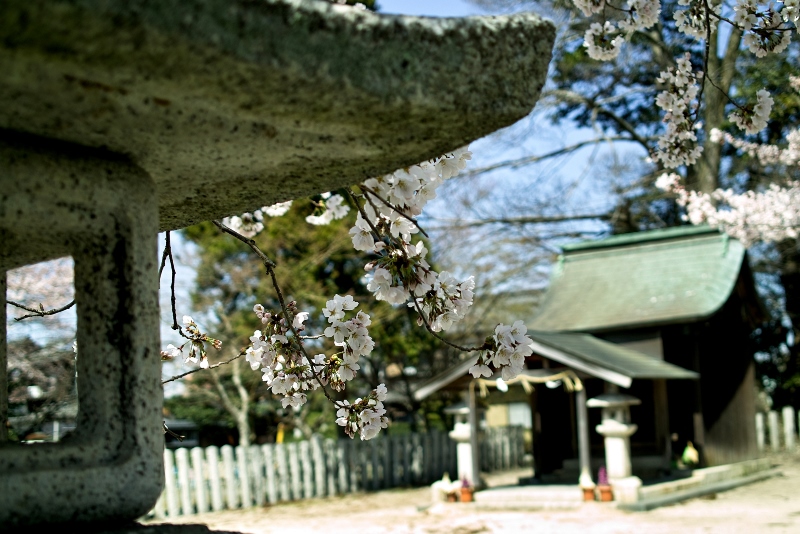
[528,331,699,384]
[529,226,746,332]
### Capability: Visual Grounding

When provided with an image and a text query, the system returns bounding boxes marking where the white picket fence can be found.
[150,427,525,519]
[756,407,799,452]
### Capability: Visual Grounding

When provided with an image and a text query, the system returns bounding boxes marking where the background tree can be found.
[448,0,800,408]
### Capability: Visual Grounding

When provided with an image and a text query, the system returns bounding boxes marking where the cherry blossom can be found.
[335,384,389,440]
[262,200,293,217]
[571,0,797,166]
[221,211,264,238]
[657,172,800,245]
[160,315,222,369]
[729,89,774,135]
[583,22,625,61]
[306,193,350,225]
[652,54,703,168]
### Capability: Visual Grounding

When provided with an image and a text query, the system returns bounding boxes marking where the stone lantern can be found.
[445,402,474,484]
[0,0,555,529]
[587,390,642,503]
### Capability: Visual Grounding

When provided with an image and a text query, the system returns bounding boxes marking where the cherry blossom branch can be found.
[345,188,383,239]
[8,299,76,322]
[212,220,276,268]
[360,186,430,238]
[212,219,338,405]
[411,299,487,353]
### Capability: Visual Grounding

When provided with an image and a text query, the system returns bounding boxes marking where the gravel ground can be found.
[149,453,800,534]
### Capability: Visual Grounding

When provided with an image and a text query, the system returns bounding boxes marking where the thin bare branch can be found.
[459,136,640,179]
[428,213,610,230]
[8,299,76,322]
[163,421,185,441]
[161,348,247,385]
[212,220,276,268]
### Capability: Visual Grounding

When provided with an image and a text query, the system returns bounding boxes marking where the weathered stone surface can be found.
[0,0,555,230]
[0,134,162,526]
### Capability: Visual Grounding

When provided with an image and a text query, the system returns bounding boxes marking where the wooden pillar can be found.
[691,335,706,464]
[175,447,193,516]
[221,445,238,509]
[312,436,326,497]
[782,406,796,451]
[653,379,671,467]
[236,445,252,507]
[529,384,543,478]
[262,444,278,504]
[575,386,593,488]
[300,440,314,497]
[768,411,780,450]
[468,382,481,488]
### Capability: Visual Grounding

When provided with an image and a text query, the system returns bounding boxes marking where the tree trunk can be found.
[236,412,251,448]
[693,22,742,193]
[211,356,253,447]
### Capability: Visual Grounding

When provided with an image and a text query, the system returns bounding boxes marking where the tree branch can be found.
[459,136,641,179]
[213,219,340,406]
[428,213,610,229]
[8,299,76,322]
[545,89,653,150]
[161,348,247,384]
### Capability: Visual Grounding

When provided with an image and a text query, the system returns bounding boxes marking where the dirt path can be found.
[150,453,800,533]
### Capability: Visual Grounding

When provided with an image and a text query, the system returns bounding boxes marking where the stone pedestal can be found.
[595,419,638,480]
[612,476,642,504]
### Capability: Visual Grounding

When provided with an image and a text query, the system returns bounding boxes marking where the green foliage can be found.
[165,394,235,428]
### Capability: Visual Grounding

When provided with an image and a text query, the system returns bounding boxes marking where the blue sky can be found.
[377,0,483,17]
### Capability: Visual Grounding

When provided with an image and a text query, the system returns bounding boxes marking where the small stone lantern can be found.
[587,391,642,503]
[445,402,474,484]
